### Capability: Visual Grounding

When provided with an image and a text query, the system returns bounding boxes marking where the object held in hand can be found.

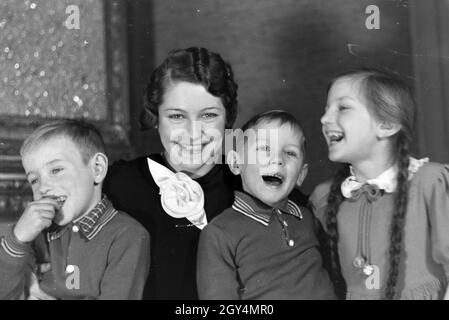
[42,195,66,209]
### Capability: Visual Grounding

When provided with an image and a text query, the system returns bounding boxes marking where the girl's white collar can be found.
[341,157,429,198]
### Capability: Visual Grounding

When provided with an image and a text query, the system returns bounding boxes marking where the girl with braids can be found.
[103,47,241,299]
[310,68,449,300]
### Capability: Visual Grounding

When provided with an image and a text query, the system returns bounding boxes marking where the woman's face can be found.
[158,81,226,177]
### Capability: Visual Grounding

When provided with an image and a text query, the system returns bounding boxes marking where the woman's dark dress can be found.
[103,154,241,299]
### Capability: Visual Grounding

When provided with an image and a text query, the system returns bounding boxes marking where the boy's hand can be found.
[13,198,60,243]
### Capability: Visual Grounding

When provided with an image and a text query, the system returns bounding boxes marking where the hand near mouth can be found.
[13,197,61,243]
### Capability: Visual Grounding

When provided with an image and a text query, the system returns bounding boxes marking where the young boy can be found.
[196,110,336,300]
[0,120,150,299]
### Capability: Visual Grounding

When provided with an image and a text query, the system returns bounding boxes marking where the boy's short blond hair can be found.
[20,119,106,164]
[239,110,307,159]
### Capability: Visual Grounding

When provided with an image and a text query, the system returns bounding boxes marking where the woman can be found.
[103,47,241,299]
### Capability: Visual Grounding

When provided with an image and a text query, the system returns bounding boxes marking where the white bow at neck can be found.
[147,158,208,229]
[341,157,429,199]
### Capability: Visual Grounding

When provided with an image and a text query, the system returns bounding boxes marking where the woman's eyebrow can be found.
[163,108,187,113]
[201,106,222,111]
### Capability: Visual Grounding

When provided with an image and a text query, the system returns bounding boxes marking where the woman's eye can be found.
[29,178,38,185]
[202,113,218,120]
[338,105,349,111]
[51,168,63,175]
[168,114,185,120]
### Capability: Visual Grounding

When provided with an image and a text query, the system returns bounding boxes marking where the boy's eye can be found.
[286,151,297,157]
[29,178,38,185]
[257,145,270,152]
[168,114,185,120]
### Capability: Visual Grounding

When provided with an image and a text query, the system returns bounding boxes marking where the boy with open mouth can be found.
[196,110,336,300]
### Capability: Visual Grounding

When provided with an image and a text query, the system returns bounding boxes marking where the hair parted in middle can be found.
[140,47,238,130]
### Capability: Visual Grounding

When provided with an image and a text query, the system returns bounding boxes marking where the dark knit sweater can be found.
[0,198,150,299]
[103,154,241,299]
[197,191,336,300]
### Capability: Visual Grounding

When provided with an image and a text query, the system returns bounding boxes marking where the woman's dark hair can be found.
[140,47,238,129]
[325,68,415,299]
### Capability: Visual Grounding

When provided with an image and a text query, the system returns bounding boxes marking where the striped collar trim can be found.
[47,196,117,242]
[231,191,303,227]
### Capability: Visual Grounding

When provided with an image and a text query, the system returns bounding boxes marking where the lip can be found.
[42,195,67,209]
[261,173,284,188]
[323,128,344,146]
[174,141,214,154]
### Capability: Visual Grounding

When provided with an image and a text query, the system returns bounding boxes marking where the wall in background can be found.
[127,0,415,193]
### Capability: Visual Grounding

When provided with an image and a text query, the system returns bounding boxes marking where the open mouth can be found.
[55,196,67,207]
[262,173,284,186]
[326,131,344,145]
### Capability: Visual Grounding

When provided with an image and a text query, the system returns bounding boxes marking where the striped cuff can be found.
[0,226,31,258]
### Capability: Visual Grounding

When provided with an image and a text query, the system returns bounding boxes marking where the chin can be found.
[179,162,204,172]
[54,209,76,226]
[54,216,69,226]
[328,151,342,162]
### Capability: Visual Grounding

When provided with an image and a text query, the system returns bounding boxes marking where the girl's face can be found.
[321,77,382,165]
[158,81,226,177]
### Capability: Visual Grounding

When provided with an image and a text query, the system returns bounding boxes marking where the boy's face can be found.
[22,136,101,226]
[236,121,307,208]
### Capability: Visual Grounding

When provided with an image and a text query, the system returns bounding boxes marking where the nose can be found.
[37,178,53,198]
[187,119,203,144]
[270,152,284,166]
[320,108,334,125]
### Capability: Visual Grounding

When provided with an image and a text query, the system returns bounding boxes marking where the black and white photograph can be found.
[0,0,448,311]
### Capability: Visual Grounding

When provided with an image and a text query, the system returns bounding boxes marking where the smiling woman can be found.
[157,82,226,178]
[103,47,241,300]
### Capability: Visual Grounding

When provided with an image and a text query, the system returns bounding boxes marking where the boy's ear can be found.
[90,152,108,185]
[296,163,308,187]
[226,150,242,176]
[377,122,401,139]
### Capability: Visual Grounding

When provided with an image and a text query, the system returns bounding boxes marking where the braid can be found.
[384,133,410,299]
[325,164,350,299]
